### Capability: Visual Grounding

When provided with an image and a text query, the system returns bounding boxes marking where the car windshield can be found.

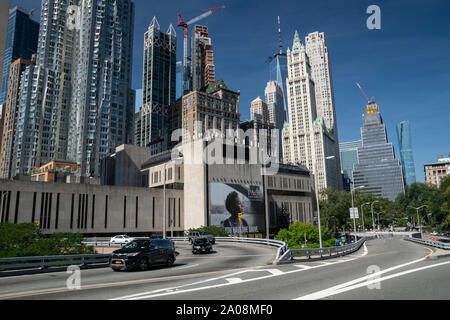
[194,238,209,245]
[123,240,149,249]
[199,232,208,235]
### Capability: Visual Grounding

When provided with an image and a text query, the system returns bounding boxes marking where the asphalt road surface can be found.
[0,237,449,300]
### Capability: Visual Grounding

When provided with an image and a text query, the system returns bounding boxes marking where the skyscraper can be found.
[396,120,416,185]
[353,103,405,201]
[0,0,11,98]
[0,7,39,105]
[250,96,269,124]
[268,17,288,118]
[68,0,135,177]
[0,57,35,179]
[11,0,135,178]
[269,55,288,115]
[265,80,286,130]
[305,31,343,190]
[190,25,215,92]
[12,0,80,177]
[339,140,362,191]
[135,17,176,148]
[282,31,340,191]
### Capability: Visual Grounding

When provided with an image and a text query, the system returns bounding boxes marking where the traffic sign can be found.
[349,208,359,219]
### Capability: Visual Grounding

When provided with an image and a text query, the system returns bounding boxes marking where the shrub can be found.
[275,222,336,249]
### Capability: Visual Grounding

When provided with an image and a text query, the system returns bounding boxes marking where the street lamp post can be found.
[314,156,336,249]
[371,200,379,232]
[163,162,166,239]
[408,205,428,238]
[351,184,364,242]
[361,202,371,232]
[376,211,385,231]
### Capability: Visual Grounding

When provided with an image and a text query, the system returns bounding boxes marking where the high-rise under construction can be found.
[190,25,215,92]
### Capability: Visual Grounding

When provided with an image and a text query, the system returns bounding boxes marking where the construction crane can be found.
[177,6,225,95]
[356,82,376,105]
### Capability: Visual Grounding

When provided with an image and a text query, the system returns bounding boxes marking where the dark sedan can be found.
[110,238,176,271]
[192,238,213,254]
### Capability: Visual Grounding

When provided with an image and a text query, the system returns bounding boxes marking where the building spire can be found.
[167,23,176,37]
[150,16,160,30]
[292,30,303,51]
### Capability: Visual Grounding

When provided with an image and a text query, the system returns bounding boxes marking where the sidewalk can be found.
[428,248,450,260]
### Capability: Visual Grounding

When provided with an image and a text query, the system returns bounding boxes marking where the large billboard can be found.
[209,183,266,237]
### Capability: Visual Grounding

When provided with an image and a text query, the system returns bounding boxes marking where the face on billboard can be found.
[209,183,265,236]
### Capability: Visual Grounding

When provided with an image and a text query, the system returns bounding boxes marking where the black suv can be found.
[110,238,176,271]
[192,238,213,254]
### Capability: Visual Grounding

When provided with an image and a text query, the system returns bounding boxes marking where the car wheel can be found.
[137,258,149,271]
[166,255,174,267]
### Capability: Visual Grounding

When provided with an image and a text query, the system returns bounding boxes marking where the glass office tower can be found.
[353,103,405,201]
[135,17,176,148]
[396,120,416,185]
[269,54,288,116]
[0,7,39,105]
[339,140,362,191]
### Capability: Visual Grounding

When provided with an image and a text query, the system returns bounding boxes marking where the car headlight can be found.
[127,252,141,256]
[194,246,201,249]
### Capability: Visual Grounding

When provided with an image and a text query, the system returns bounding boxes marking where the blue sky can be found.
[10,0,450,182]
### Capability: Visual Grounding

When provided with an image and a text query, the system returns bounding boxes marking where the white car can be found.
[110,235,134,245]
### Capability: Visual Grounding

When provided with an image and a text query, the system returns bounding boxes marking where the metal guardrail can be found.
[168,236,288,262]
[0,254,111,271]
[404,237,450,250]
[274,237,371,265]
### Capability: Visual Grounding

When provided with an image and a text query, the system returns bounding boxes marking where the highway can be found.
[0,237,449,300]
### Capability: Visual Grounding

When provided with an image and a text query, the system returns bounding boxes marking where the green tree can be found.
[0,223,93,258]
[275,222,335,249]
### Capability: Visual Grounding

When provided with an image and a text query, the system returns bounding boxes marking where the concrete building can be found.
[191,25,215,92]
[250,96,270,124]
[0,57,35,179]
[142,140,315,237]
[100,144,150,188]
[181,80,240,141]
[0,7,39,105]
[0,179,184,236]
[31,160,78,182]
[353,103,405,201]
[0,139,315,238]
[135,17,176,148]
[282,31,340,192]
[0,0,11,98]
[424,153,450,187]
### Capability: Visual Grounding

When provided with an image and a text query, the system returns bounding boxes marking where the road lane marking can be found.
[112,257,358,300]
[172,264,199,270]
[295,260,450,300]
[294,265,312,269]
[294,256,428,300]
[266,269,284,275]
[226,278,243,284]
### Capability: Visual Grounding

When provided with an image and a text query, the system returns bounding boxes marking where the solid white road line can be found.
[112,257,359,300]
[295,260,450,300]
